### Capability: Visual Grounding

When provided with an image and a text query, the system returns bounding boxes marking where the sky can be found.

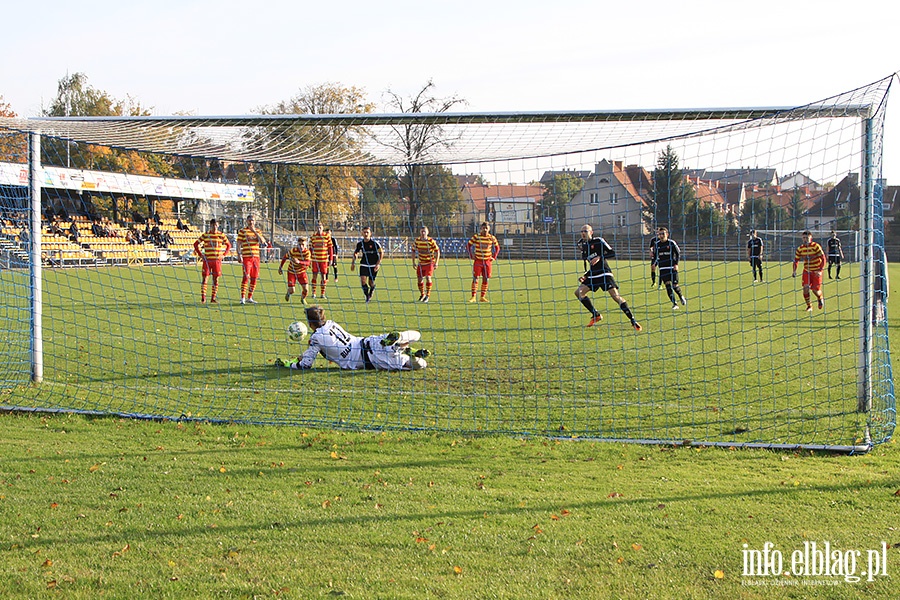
[1,0,898,180]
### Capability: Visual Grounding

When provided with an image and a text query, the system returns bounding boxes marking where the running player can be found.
[236,215,267,304]
[793,230,826,311]
[412,225,440,302]
[574,224,641,331]
[325,227,339,281]
[467,222,500,302]
[350,226,383,303]
[193,218,231,304]
[278,236,311,304]
[747,229,764,282]
[826,231,844,279]
[309,223,334,299]
[655,227,687,309]
[275,305,429,371]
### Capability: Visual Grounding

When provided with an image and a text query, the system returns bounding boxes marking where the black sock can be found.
[665,285,676,305]
[361,284,369,298]
[836,265,841,278]
[369,285,375,298]
[619,301,634,321]
[651,271,656,284]
[579,296,597,315]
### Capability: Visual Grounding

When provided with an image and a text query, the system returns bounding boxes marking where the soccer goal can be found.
[0,75,894,452]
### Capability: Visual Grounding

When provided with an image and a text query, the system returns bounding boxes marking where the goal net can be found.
[0,75,894,451]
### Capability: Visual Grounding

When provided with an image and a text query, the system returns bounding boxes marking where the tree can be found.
[652,145,695,233]
[788,188,806,230]
[254,83,376,227]
[540,173,584,234]
[381,80,467,231]
[738,196,789,232]
[0,95,26,163]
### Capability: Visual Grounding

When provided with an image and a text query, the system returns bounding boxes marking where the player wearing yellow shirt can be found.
[412,226,440,302]
[279,236,312,304]
[193,218,231,304]
[236,215,266,304]
[309,223,334,299]
[466,222,500,302]
[792,230,826,312]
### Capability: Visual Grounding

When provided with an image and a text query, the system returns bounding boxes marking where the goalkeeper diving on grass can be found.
[276,306,430,371]
[574,224,642,331]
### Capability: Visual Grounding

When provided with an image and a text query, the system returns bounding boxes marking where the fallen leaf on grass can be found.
[714,570,725,579]
[631,543,643,551]
[42,559,52,568]
[112,544,130,557]
[453,566,462,574]
[608,492,623,498]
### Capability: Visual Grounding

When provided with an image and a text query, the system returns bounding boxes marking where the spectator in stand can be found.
[19,227,29,245]
[152,211,162,225]
[125,230,135,245]
[132,211,146,224]
[69,221,80,243]
[91,220,107,238]
[176,217,190,232]
[48,217,64,237]
[162,230,174,248]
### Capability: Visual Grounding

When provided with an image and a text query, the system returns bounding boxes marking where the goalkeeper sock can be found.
[361,284,370,299]
[619,301,635,321]
[651,271,656,285]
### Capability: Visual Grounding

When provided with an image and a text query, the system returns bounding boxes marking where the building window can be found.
[589,193,599,205]
[609,193,619,205]
[616,215,627,227]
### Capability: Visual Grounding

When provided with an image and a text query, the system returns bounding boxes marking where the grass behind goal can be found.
[1,257,876,448]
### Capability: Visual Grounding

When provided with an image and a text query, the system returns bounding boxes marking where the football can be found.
[287,321,309,342]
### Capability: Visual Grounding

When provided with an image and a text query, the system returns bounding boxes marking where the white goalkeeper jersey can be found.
[297,320,417,371]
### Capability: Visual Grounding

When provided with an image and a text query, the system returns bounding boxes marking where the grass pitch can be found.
[0,256,892,448]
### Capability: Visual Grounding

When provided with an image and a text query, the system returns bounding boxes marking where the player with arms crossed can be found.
[193,218,231,304]
[747,229,764,282]
[467,222,500,302]
[237,215,267,304]
[827,231,844,279]
[793,230,826,311]
[350,226,383,303]
[574,224,641,331]
[278,236,311,304]
[309,223,334,299]
[413,225,440,302]
[276,306,429,371]
[655,227,687,309]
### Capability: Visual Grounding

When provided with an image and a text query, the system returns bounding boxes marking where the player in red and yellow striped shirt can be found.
[236,215,267,304]
[193,218,231,304]
[279,236,312,304]
[792,230,826,311]
[309,223,334,299]
[412,226,441,303]
[467,221,500,302]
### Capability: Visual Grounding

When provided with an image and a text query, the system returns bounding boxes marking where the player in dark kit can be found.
[648,233,660,287]
[655,227,687,309]
[826,231,844,279]
[747,229,764,282]
[574,224,641,331]
[350,226,383,303]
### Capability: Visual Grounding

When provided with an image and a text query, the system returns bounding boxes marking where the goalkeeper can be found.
[276,306,430,371]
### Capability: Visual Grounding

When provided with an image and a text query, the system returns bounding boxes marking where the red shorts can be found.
[417,263,435,278]
[287,272,309,287]
[312,261,330,275]
[473,259,493,279]
[242,256,260,278]
[202,258,222,278]
[802,270,823,291]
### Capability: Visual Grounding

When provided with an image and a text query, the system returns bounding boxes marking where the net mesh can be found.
[0,75,894,450]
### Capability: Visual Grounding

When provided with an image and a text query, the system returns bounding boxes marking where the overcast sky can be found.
[2,0,897,179]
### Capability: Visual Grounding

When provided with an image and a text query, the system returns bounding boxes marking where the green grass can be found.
[0,259,897,598]
[0,256,891,448]
[0,414,896,599]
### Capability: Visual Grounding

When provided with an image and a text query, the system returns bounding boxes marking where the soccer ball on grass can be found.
[287,321,309,342]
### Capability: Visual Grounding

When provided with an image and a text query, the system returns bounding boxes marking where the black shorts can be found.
[659,269,679,285]
[581,271,617,292]
[828,256,842,266]
[359,265,379,280]
[749,257,762,267]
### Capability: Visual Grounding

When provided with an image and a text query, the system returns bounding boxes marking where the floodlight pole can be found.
[857,116,875,414]
[29,132,44,384]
